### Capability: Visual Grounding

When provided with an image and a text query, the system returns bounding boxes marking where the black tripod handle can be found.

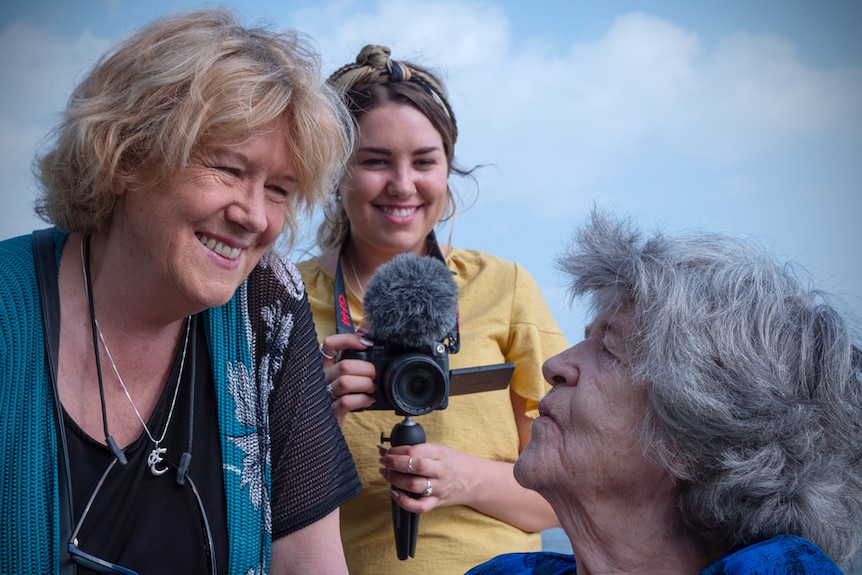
[380,416,426,560]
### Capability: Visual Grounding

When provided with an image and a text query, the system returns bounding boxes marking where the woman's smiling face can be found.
[339,102,450,260]
[111,118,296,312]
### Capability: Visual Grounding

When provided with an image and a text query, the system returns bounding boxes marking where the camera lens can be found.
[384,354,447,416]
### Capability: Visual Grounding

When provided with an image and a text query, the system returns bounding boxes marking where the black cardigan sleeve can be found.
[251,252,361,539]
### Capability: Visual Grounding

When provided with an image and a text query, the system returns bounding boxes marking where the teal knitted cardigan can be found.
[1,230,273,573]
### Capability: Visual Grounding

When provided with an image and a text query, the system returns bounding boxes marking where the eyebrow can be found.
[413,146,442,155]
[208,146,298,184]
[584,319,622,340]
[358,145,442,156]
[358,146,391,155]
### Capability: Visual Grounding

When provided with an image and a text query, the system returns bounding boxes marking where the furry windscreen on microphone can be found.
[363,253,459,348]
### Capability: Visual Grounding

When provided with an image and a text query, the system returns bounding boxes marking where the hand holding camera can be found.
[338,253,513,416]
[322,253,515,560]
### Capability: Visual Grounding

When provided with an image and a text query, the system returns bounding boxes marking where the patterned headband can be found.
[327,45,456,137]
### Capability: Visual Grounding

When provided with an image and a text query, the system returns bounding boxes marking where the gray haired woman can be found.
[469,210,862,574]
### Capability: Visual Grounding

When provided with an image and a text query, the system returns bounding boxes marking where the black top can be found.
[63,253,363,574]
[66,315,229,574]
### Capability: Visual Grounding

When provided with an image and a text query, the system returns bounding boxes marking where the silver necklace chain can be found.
[80,236,191,476]
[95,317,190,475]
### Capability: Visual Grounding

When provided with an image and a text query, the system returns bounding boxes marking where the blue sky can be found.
[2,0,860,343]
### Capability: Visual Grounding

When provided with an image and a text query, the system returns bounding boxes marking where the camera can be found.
[340,341,450,417]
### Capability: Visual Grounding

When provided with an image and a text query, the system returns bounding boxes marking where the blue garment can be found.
[0,229,360,574]
[702,535,843,574]
[465,535,842,574]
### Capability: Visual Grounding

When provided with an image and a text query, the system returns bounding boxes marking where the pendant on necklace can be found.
[147,445,168,476]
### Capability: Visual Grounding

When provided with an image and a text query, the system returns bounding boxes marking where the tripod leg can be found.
[382,416,426,560]
[392,499,420,559]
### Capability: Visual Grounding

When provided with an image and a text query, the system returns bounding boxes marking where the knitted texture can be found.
[0,230,63,573]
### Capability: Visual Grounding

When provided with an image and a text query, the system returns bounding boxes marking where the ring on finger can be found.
[319,343,336,360]
[423,478,433,497]
[406,457,414,474]
[325,383,336,400]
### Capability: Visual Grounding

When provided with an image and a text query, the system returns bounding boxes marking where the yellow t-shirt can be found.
[297,247,569,575]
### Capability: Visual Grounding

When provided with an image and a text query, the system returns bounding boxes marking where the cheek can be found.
[261,204,287,243]
[422,178,450,217]
[340,178,380,214]
[422,171,449,196]
[342,171,379,198]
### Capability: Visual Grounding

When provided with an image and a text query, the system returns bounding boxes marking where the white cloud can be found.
[672,31,862,163]
[291,0,511,74]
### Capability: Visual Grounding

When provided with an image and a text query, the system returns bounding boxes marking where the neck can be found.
[82,231,192,332]
[343,243,371,298]
[549,492,716,574]
[79,232,190,387]
[341,232,438,290]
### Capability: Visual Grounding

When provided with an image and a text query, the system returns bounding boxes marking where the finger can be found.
[385,470,435,498]
[379,451,420,475]
[390,487,436,514]
[334,392,375,413]
[319,341,337,362]
[330,391,376,426]
[355,318,372,335]
[319,333,372,364]
[325,378,371,399]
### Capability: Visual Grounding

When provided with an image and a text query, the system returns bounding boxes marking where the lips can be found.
[196,233,242,260]
[537,400,555,422]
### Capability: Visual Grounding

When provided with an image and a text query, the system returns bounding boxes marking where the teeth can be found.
[196,233,241,260]
[382,206,416,217]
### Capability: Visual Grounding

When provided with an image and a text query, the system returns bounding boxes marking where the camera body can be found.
[341,341,450,417]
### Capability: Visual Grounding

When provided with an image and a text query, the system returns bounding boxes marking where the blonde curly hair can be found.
[36,8,353,248]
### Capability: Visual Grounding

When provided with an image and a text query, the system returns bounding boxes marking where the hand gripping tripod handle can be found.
[381,416,426,560]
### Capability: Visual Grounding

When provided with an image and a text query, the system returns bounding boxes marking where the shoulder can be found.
[247,250,305,302]
[295,255,325,280]
[0,234,34,280]
[295,255,337,302]
[447,247,522,283]
[448,247,547,305]
[466,551,576,575]
[703,535,842,574]
[448,246,511,269]
[0,233,32,254]
[0,230,66,268]
[1,229,67,305]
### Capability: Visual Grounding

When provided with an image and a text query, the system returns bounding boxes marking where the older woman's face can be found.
[112,118,294,312]
[516,306,670,502]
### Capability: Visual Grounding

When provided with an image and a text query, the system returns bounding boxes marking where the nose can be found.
[227,182,268,233]
[542,346,580,388]
[386,163,417,198]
